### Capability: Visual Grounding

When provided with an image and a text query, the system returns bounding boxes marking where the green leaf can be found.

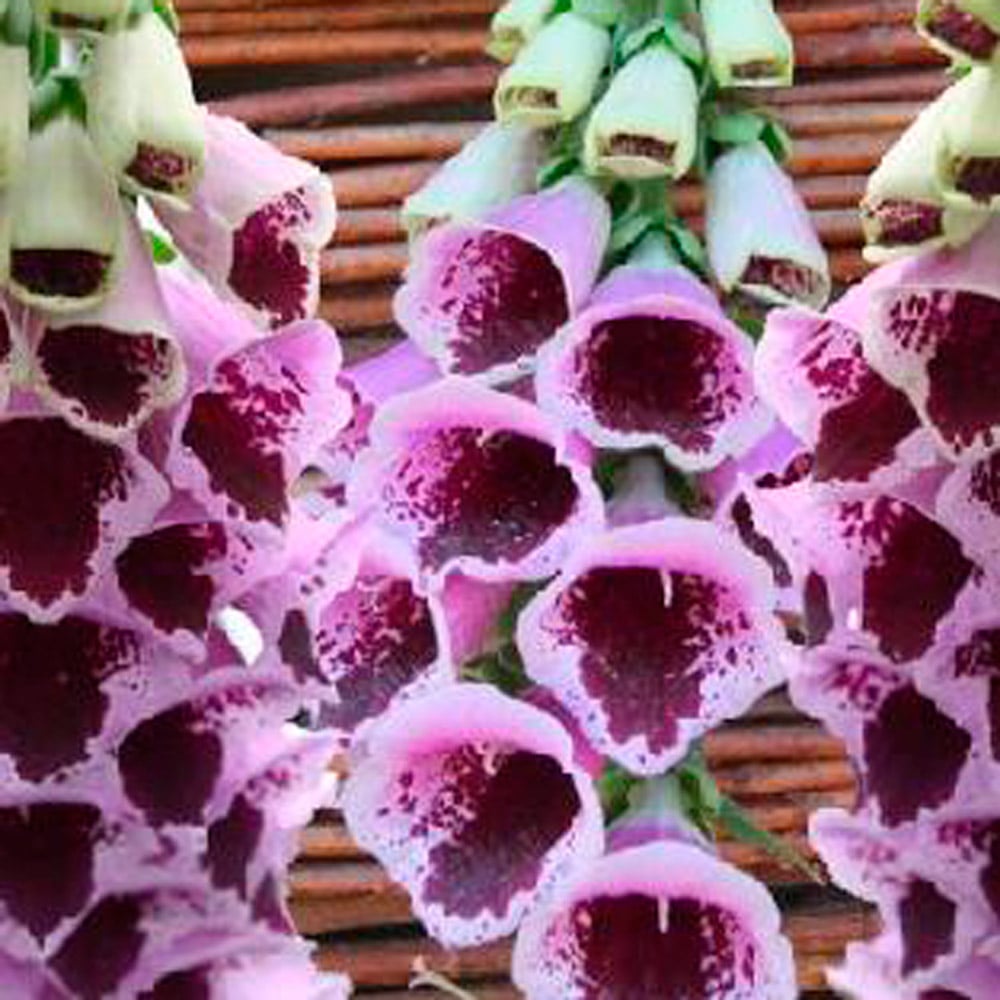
[597,763,638,822]
[145,230,178,265]
[617,20,664,65]
[760,118,793,163]
[4,0,32,48]
[593,450,630,498]
[717,796,827,884]
[461,647,529,696]
[537,153,580,189]
[665,219,708,276]
[29,73,88,129]
[660,18,703,69]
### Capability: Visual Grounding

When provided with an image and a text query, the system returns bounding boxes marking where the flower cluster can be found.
[0,2,349,996]
[734,12,1000,996]
[278,0,840,995]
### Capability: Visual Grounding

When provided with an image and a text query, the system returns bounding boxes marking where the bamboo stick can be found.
[209,63,498,127]
[767,68,944,106]
[320,289,396,332]
[330,161,438,208]
[321,243,409,284]
[336,208,405,245]
[270,120,478,163]
[183,27,486,68]
[182,0,493,34]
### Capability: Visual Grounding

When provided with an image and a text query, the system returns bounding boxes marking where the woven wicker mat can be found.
[178,0,939,992]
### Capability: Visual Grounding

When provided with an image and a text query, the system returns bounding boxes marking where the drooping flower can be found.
[536,234,771,470]
[862,217,1000,462]
[154,113,337,330]
[789,648,978,827]
[7,116,124,312]
[606,452,680,527]
[809,809,991,988]
[402,123,546,239]
[701,0,794,88]
[347,379,604,586]
[513,834,796,998]
[937,452,1000,565]
[27,213,187,441]
[342,683,604,946]
[517,520,787,774]
[261,515,454,741]
[166,316,351,534]
[861,88,989,262]
[487,0,555,61]
[395,177,609,383]
[102,491,284,660]
[936,68,1000,209]
[738,484,991,664]
[0,414,168,621]
[755,265,936,489]
[85,12,205,206]
[32,0,128,32]
[493,12,610,128]
[707,140,830,309]
[583,44,698,180]
[917,0,1000,62]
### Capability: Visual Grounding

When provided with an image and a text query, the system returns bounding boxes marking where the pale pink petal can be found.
[0,414,168,620]
[347,379,605,585]
[864,216,1000,461]
[517,520,787,774]
[263,518,454,740]
[536,264,771,470]
[790,648,979,826]
[394,178,610,384]
[155,113,336,330]
[512,841,796,1000]
[342,684,604,947]
[167,319,351,532]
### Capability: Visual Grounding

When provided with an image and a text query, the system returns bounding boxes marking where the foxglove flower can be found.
[166,317,351,534]
[536,238,771,470]
[0,44,28,191]
[790,648,978,827]
[707,141,830,309]
[863,217,1000,462]
[517,520,787,774]
[494,13,610,128]
[513,839,796,998]
[103,492,284,659]
[113,669,298,828]
[755,265,935,489]
[0,295,26,412]
[154,113,337,330]
[701,0,794,87]
[28,214,186,441]
[938,453,1000,565]
[7,117,124,312]
[0,415,167,621]
[743,484,991,663]
[32,0,128,32]
[937,68,1000,208]
[918,0,1000,64]
[439,571,514,665]
[342,684,604,946]
[487,0,555,61]
[347,380,605,585]
[85,13,205,205]
[606,453,680,527]
[263,517,454,740]
[395,177,609,383]
[401,123,545,238]
[810,809,991,988]
[583,44,698,179]
[861,90,989,261]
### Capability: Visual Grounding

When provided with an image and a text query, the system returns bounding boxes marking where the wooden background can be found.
[176,1,945,993]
